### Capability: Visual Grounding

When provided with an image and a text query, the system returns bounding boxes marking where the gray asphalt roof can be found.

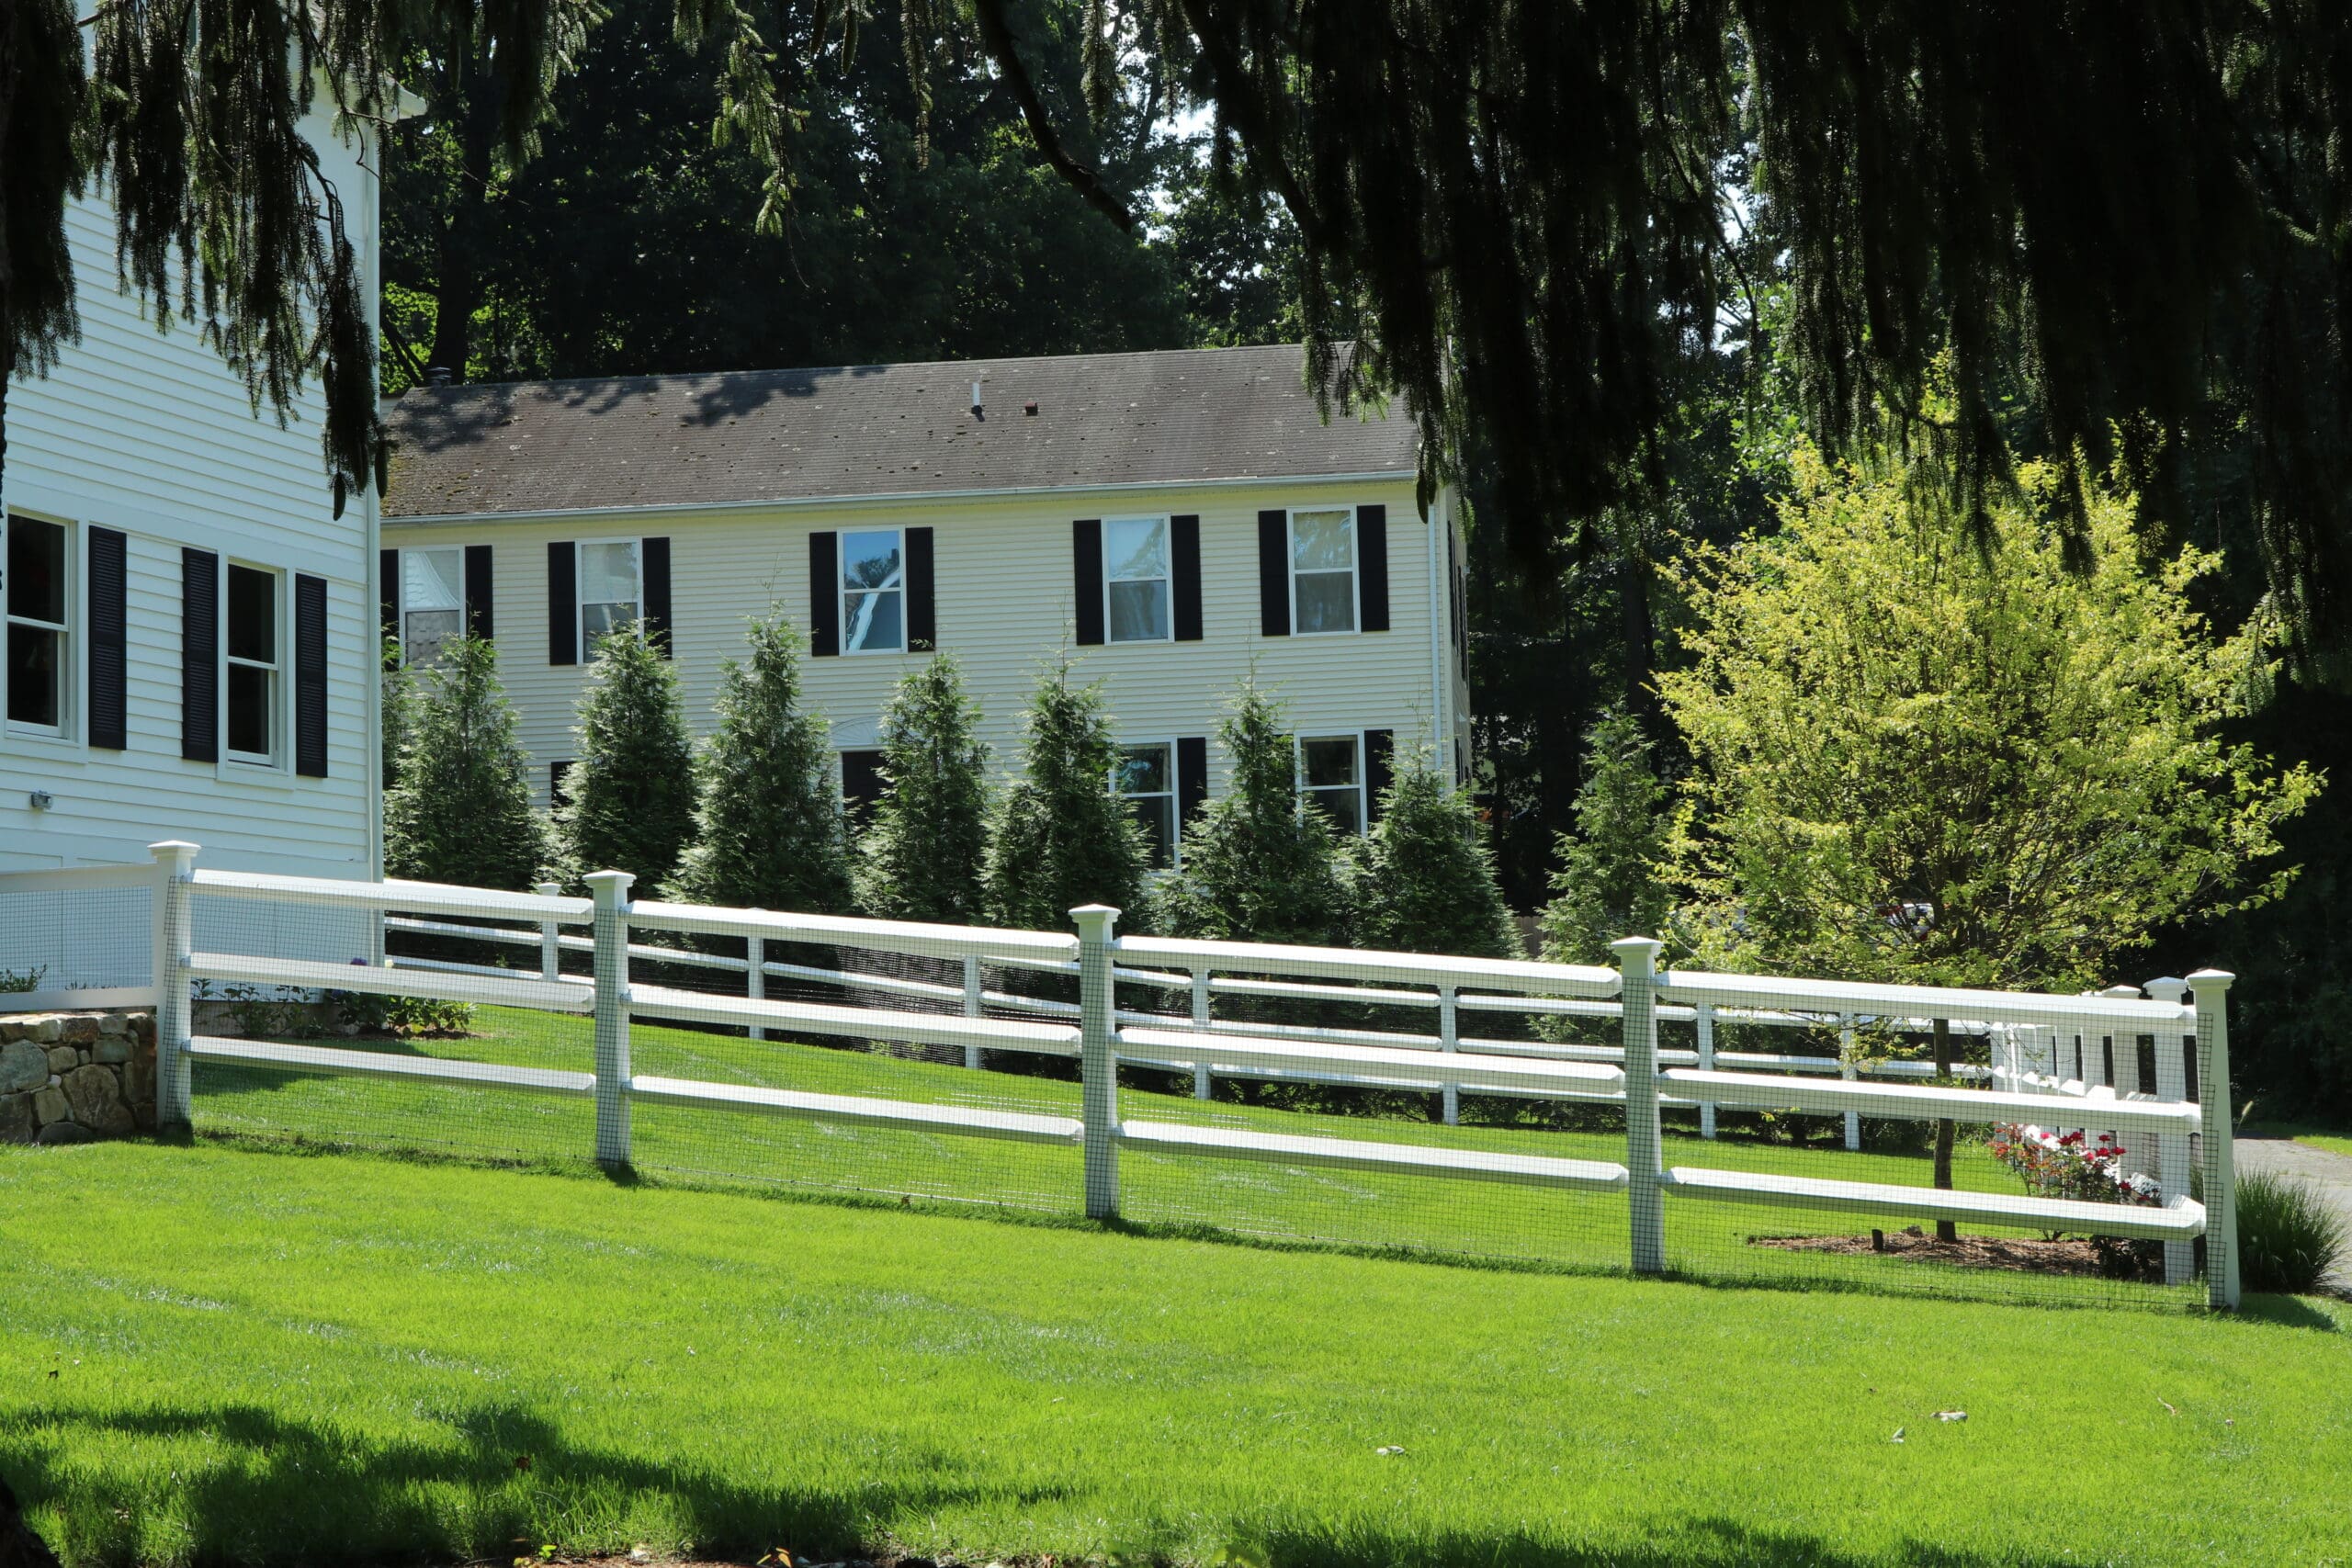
[381,343,1418,519]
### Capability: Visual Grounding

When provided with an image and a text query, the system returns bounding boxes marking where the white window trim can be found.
[221,558,288,773]
[839,526,908,657]
[1294,729,1368,837]
[399,544,467,668]
[1112,736,1182,871]
[576,536,644,660]
[1286,505,1362,637]
[4,511,78,745]
[1103,515,1174,646]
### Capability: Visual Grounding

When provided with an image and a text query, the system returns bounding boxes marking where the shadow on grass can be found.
[1247,1520,2109,1568]
[2241,1292,2346,1332]
[4,1401,1066,1568]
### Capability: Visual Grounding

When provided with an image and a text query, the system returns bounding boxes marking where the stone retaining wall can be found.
[0,1010,156,1145]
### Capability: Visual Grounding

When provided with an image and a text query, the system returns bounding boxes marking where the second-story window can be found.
[842,528,904,653]
[1105,517,1170,643]
[225,563,281,764]
[1297,733,1364,835]
[401,547,465,667]
[1291,508,1358,634]
[580,540,641,655]
[1115,742,1177,867]
[6,516,69,734]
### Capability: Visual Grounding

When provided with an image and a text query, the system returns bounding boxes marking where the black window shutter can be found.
[1358,504,1389,632]
[379,547,399,648]
[547,542,578,665]
[1170,514,1203,641]
[641,536,673,655]
[295,573,329,778]
[840,749,887,824]
[1177,736,1210,829]
[1073,520,1104,646]
[809,532,840,656]
[181,548,220,762]
[1364,728,1395,823]
[87,527,128,750]
[907,526,936,651]
[550,760,573,807]
[464,544,494,640]
[1257,510,1291,637]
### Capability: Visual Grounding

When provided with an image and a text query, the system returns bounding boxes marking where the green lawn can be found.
[185,1007,2199,1308]
[0,1140,2344,1568]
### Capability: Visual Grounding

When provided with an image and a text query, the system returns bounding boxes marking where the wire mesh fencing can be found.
[37,842,2238,1313]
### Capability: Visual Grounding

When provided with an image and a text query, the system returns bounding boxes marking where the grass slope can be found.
[1,1141,2346,1568]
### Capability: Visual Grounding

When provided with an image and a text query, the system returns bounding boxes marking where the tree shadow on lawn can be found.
[1251,1520,2123,1568]
[3,1400,1068,1568]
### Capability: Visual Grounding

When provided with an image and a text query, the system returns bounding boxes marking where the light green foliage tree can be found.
[382,635,549,890]
[1354,750,1518,958]
[1159,678,1352,946]
[982,660,1152,932]
[1540,708,1673,965]
[555,625,697,895]
[856,656,992,923]
[669,614,854,914]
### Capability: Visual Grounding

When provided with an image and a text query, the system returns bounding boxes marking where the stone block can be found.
[97,1012,128,1036]
[35,1121,95,1145]
[0,1040,48,1094]
[124,1053,154,1108]
[7,1016,61,1045]
[93,1036,130,1066]
[129,1012,154,1043]
[57,1015,100,1045]
[62,1065,133,1135]
[46,1046,77,1073]
[31,1086,68,1124]
[0,1094,32,1145]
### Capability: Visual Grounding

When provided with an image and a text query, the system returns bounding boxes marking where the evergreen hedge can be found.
[554,625,697,895]
[855,655,992,922]
[1354,750,1519,958]
[381,634,549,891]
[982,659,1152,931]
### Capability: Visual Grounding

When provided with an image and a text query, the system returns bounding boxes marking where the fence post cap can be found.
[583,870,636,906]
[148,840,199,864]
[1609,935,1664,975]
[2186,968,2236,991]
[535,881,563,897]
[2143,976,2189,1002]
[2100,985,2144,999]
[1069,904,1121,938]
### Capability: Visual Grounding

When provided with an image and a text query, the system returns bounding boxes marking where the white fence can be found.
[5,843,2242,1308]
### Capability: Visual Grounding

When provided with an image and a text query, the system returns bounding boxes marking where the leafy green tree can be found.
[1354,750,1518,959]
[856,655,992,923]
[982,659,1151,932]
[1540,709,1673,966]
[382,635,549,890]
[1159,678,1351,946]
[379,637,416,794]
[669,614,854,914]
[555,626,697,895]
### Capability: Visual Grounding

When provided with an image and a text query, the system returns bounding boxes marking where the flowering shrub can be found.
[1988,1123,2163,1206]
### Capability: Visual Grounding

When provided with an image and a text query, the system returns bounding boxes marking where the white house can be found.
[1,109,387,980]
[379,344,1471,864]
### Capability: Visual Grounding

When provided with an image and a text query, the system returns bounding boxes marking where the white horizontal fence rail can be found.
[125,842,2244,1310]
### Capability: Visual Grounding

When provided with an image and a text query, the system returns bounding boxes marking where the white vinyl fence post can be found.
[1838,1014,1860,1151]
[536,881,563,980]
[1190,966,1212,1099]
[1439,986,1461,1126]
[1613,936,1666,1274]
[963,953,983,1070]
[2143,976,2194,1287]
[586,870,636,1171]
[1696,1001,1717,1140]
[2188,969,2239,1310]
[746,934,766,1043]
[1073,904,1121,1220]
[149,840,199,1131]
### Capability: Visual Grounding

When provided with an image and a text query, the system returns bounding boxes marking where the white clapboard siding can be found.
[382,478,1467,807]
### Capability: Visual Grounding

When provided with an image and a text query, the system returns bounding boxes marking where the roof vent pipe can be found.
[426,366,454,388]
[970,380,983,417]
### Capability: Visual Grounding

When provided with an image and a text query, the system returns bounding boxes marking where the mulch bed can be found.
[1749,1225,2120,1277]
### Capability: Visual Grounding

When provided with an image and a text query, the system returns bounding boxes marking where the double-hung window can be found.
[579,540,642,655]
[6,516,69,734]
[1105,517,1170,643]
[1290,509,1357,634]
[842,529,904,653]
[1115,742,1178,868]
[401,547,466,667]
[1297,733,1365,835]
[225,563,281,765]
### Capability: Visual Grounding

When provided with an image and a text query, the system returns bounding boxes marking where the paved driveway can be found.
[2233,1135,2352,1292]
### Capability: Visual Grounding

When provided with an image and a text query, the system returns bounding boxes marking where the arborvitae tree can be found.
[1159,678,1351,946]
[856,655,992,923]
[1540,708,1673,965]
[982,659,1151,932]
[555,625,697,895]
[669,614,854,914]
[379,636,415,795]
[1355,751,1519,959]
[382,634,548,890]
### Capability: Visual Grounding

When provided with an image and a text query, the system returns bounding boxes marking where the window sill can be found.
[1,730,89,768]
[216,756,298,790]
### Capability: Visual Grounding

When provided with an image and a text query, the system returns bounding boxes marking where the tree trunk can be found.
[1621,536,1661,738]
[1932,1016,1957,1242]
[427,86,500,380]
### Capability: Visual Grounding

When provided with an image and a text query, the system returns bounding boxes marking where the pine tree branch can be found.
[967,0,1136,233]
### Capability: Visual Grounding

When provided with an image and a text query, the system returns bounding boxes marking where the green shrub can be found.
[0,965,42,994]
[383,634,551,890]
[556,624,698,896]
[331,991,474,1038]
[1540,706,1669,965]
[856,654,992,922]
[2236,1169,2347,1294]
[1353,748,1518,958]
[982,658,1153,931]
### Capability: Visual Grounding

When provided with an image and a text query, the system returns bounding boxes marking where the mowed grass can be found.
[0,1139,2346,1568]
[186,1007,2196,1307]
